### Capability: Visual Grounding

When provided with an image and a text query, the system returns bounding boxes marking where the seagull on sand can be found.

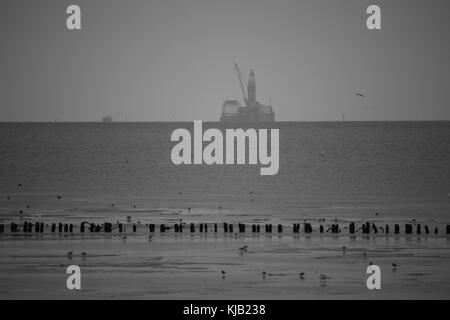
[122,236,127,241]
[318,273,331,286]
[148,235,153,242]
[299,272,305,279]
[67,251,73,259]
[356,93,365,98]
[392,263,398,270]
[221,270,226,277]
[342,246,346,255]
[239,245,248,252]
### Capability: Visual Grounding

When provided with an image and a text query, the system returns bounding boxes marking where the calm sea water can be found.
[1,122,449,222]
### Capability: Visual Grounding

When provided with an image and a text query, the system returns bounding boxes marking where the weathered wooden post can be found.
[190,223,195,233]
[223,223,228,233]
[405,224,412,234]
[214,223,218,233]
[417,224,421,234]
[425,225,429,234]
[204,223,208,233]
[52,223,56,233]
[446,225,450,234]
[278,224,283,233]
[349,222,355,234]
[199,223,203,233]
[174,224,179,233]
[385,225,389,234]
[59,223,63,233]
[319,225,324,233]
[229,224,234,233]
[395,224,400,234]
[69,224,73,233]
[372,224,378,234]
[160,224,166,232]
[149,224,155,232]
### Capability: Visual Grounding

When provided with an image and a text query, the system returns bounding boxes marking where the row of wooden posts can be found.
[1,221,450,235]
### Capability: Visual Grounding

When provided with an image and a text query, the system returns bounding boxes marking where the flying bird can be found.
[356,93,365,98]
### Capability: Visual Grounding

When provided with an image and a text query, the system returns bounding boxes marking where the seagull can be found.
[81,252,87,256]
[67,251,73,259]
[221,270,226,277]
[148,235,153,242]
[356,93,365,98]
[369,262,373,266]
[57,195,62,200]
[342,246,346,255]
[262,271,266,277]
[6,196,10,200]
[319,274,331,285]
[392,263,398,269]
[239,245,248,252]
[122,236,127,241]
[299,272,305,279]
[248,190,254,194]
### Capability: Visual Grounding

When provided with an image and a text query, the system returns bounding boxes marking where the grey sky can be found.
[1,0,449,121]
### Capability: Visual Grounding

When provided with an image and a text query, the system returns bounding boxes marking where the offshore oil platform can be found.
[220,63,275,123]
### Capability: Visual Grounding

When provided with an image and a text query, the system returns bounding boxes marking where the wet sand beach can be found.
[1,231,450,299]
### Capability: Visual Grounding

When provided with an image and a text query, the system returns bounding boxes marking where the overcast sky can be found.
[1,0,449,121]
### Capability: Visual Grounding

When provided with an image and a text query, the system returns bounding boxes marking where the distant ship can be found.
[220,63,275,123]
[101,115,112,122]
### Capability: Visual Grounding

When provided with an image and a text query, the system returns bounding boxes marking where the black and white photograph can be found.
[0,0,450,306]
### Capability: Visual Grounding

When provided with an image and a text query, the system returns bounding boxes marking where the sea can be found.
[1,121,449,225]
